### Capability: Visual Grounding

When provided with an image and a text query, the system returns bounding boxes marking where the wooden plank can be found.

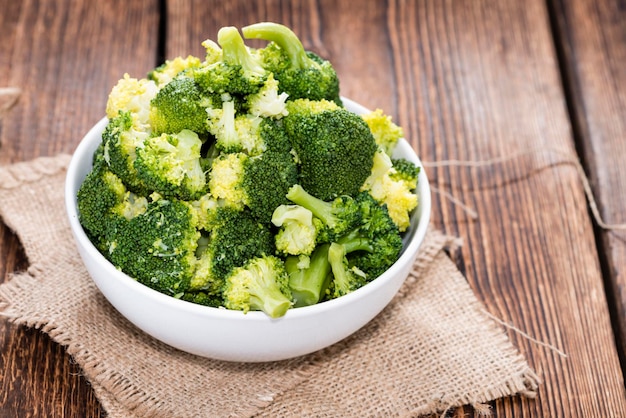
[549,0,626,362]
[0,0,160,416]
[386,0,626,415]
[163,0,626,416]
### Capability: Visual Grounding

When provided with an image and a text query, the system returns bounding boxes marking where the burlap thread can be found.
[0,155,540,417]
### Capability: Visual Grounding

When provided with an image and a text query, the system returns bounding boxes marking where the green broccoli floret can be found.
[245,73,289,118]
[283,99,378,200]
[101,110,151,194]
[190,207,276,295]
[285,244,332,307]
[192,26,266,96]
[271,204,318,256]
[134,129,207,200]
[76,162,148,249]
[209,149,298,222]
[361,109,404,156]
[285,184,362,243]
[149,75,216,135]
[360,148,419,232]
[328,242,368,298]
[337,192,404,279]
[147,55,203,88]
[223,255,293,317]
[243,22,342,104]
[390,158,420,188]
[107,198,201,297]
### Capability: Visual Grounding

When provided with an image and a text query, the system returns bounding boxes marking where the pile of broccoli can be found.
[77,22,420,318]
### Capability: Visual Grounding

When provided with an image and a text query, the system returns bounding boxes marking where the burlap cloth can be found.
[0,155,540,417]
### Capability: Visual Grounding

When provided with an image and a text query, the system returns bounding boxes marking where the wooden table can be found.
[1,0,625,416]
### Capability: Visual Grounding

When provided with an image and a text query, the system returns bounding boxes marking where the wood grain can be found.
[385,0,625,415]
[0,0,624,416]
[549,0,626,363]
[162,0,626,416]
[0,0,160,416]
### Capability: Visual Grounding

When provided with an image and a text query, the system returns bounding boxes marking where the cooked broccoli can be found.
[285,244,332,307]
[149,75,216,135]
[101,110,150,194]
[283,99,378,200]
[245,73,289,118]
[223,255,293,318]
[271,204,318,256]
[147,55,203,88]
[361,148,419,232]
[327,242,368,298]
[76,162,147,243]
[285,184,362,243]
[107,198,201,297]
[192,26,266,96]
[199,207,276,286]
[361,109,404,156]
[243,22,342,105]
[106,73,158,126]
[325,192,402,297]
[390,158,420,188]
[78,23,416,317]
[134,129,207,200]
[209,149,298,222]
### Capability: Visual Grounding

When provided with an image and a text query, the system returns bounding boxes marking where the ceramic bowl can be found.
[65,98,431,362]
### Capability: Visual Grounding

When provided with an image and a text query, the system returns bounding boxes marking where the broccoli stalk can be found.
[328,242,368,298]
[285,244,332,307]
[218,26,266,80]
[285,184,361,241]
[242,22,342,104]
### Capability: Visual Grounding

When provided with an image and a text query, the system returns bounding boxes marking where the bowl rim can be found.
[64,98,431,322]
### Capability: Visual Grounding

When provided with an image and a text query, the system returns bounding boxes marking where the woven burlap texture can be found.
[0,155,539,417]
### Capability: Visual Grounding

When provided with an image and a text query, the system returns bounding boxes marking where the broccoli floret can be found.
[206,101,267,155]
[328,242,369,298]
[107,198,201,297]
[325,194,402,297]
[390,158,420,188]
[285,244,332,307]
[148,55,203,88]
[106,73,158,125]
[361,109,404,156]
[192,207,276,294]
[134,129,207,200]
[192,26,266,96]
[285,184,362,243]
[271,204,318,256]
[101,110,151,194]
[283,99,378,200]
[77,162,127,239]
[339,192,404,279]
[361,148,419,232]
[149,75,216,135]
[223,255,293,318]
[243,22,341,104]
[246,73,289,118]
[209,150,298,222]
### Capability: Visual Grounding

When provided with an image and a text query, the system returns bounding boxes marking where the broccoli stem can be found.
[337,229,374,254]
[328,242,353,297]
[249,288,292,318]
[217,26,265,76]
[286,243,332,307]
[286,184,338,229]
[242,22,312,70]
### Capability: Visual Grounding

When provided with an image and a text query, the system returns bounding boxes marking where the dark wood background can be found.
[1,0,624,416]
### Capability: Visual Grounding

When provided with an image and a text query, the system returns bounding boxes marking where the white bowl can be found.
[65,98,431,362]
